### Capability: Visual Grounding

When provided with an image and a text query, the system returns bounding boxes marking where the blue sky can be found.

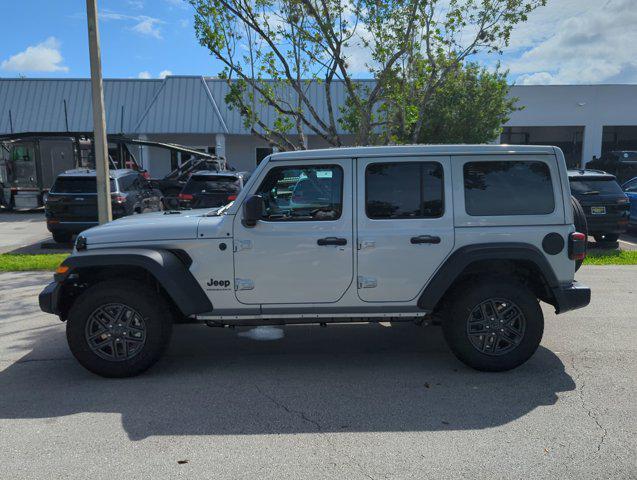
[1,0,636,84]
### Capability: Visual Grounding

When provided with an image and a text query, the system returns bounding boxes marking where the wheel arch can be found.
[419,243,560,312]
[56,248,212,320]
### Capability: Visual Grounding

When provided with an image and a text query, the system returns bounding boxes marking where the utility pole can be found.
[86,0,112,224]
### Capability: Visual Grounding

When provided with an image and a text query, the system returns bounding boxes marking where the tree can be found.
[190,0,546,150]
[381,61,520,144]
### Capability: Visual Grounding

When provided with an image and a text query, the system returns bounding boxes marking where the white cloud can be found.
[505,0,637,84]
[159,70,172,78]
[1,37,69,73]
[132,16,164,39]
[138,71,152,79]
[100,10,165,39]
[179,19,189,28]
[164,0,188,9]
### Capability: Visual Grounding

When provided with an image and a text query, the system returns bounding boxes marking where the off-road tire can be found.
[52,232,73,243]
[442,279,544,372]
[571,195,587,271]
[66,280,173,378]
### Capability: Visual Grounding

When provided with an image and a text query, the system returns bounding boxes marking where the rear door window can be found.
[365,162,443,219]
[464,161,554,216]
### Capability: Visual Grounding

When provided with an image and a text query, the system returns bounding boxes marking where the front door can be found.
[356,156,455,302]
[233,160,353,305]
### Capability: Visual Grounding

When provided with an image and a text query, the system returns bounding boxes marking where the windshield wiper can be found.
[208,203,232,216]
[580,190,600,195]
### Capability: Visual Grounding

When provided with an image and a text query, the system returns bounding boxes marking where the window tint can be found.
[623,178,637,192]
[464,161,554,216]
[256,147,273,166]
[255,165,342,221]
[117,174,138,192]
[366,162,443,219]
[570,178,623,195]
[51,177,115,193]
[184,175,240,194]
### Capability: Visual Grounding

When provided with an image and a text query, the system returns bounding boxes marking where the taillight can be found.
[111,194,126,204]
[179,193,193,201]
[227,194,237,201]
[569,232,587,261]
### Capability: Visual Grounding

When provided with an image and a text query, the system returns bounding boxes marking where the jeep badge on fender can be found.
[39,145,591,377]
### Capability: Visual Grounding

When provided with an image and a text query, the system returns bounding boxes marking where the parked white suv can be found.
[40,145,590,377]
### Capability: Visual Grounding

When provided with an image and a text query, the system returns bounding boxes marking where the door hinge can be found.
[235,278,255,291]
[357,276,377,289]
[233,239,252,252]
[357,240,375,250]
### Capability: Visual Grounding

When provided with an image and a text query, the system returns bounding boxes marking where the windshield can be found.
[569,178,623,195]
[51,177,116,193]
[183,175,240,194]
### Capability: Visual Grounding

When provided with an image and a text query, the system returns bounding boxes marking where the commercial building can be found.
[1,76,636,173]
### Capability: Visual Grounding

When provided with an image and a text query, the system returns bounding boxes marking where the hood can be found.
[81,209,215,245]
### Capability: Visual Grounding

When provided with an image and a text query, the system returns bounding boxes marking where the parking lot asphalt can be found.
[0,267,635,479]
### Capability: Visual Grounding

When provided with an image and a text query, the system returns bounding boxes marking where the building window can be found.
[256,147,273,166]
[463,161,554,216]
[365,162,444,219]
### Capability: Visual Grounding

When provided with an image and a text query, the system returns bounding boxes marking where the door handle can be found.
[317,237,347,246]
[410,235,441,245]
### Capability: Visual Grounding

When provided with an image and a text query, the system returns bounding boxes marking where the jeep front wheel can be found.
[66,280,173,377]
[442,280,544,372]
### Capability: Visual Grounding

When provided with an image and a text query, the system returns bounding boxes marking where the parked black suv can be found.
[45,169,163,242]
[587,151,637,184]
[178,171,250,209]
[568,169,630,243]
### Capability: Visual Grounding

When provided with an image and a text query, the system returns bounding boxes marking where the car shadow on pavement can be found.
[0,322,575,440]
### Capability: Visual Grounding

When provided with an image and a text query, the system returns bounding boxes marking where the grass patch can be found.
[0,254,69,272]
[584,249,637,265]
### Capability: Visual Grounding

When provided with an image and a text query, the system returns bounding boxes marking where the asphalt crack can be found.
[255,385,379,480]
[570,354,608,453]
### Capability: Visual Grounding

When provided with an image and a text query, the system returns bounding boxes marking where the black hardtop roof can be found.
[58,168,137,179]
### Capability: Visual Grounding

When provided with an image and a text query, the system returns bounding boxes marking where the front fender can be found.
[53,248,212,317]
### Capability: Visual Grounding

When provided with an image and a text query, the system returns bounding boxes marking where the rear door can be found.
[356,156,454,302]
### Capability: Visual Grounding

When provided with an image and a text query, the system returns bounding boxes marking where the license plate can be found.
[591,206,606,215]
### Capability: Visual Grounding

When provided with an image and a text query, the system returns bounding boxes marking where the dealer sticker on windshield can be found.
[591,206,606,215]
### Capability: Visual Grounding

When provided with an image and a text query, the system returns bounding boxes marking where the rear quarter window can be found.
[569,178,623,195]
[51,177,115,193]
[464,161,554,216]
[184,176,240,194]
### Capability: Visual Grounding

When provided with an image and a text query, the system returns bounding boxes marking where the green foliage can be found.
[189,0,546,149]
[382,61,520,144]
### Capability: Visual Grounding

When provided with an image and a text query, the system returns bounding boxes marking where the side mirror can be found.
[242,194,265,227]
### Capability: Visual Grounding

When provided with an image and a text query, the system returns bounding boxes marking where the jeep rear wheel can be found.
[66,281,173,377]
[442,280,544,372]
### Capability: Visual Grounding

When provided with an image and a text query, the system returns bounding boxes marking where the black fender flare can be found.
[58,248,212,316]
[417,242,559,311]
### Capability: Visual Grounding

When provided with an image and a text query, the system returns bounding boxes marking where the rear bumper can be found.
[551,281,591,314]
[585,214,629,235]
[39,281,62,316]
[46,221,98,235]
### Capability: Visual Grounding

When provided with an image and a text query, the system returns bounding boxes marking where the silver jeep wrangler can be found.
[40,145,590,377]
